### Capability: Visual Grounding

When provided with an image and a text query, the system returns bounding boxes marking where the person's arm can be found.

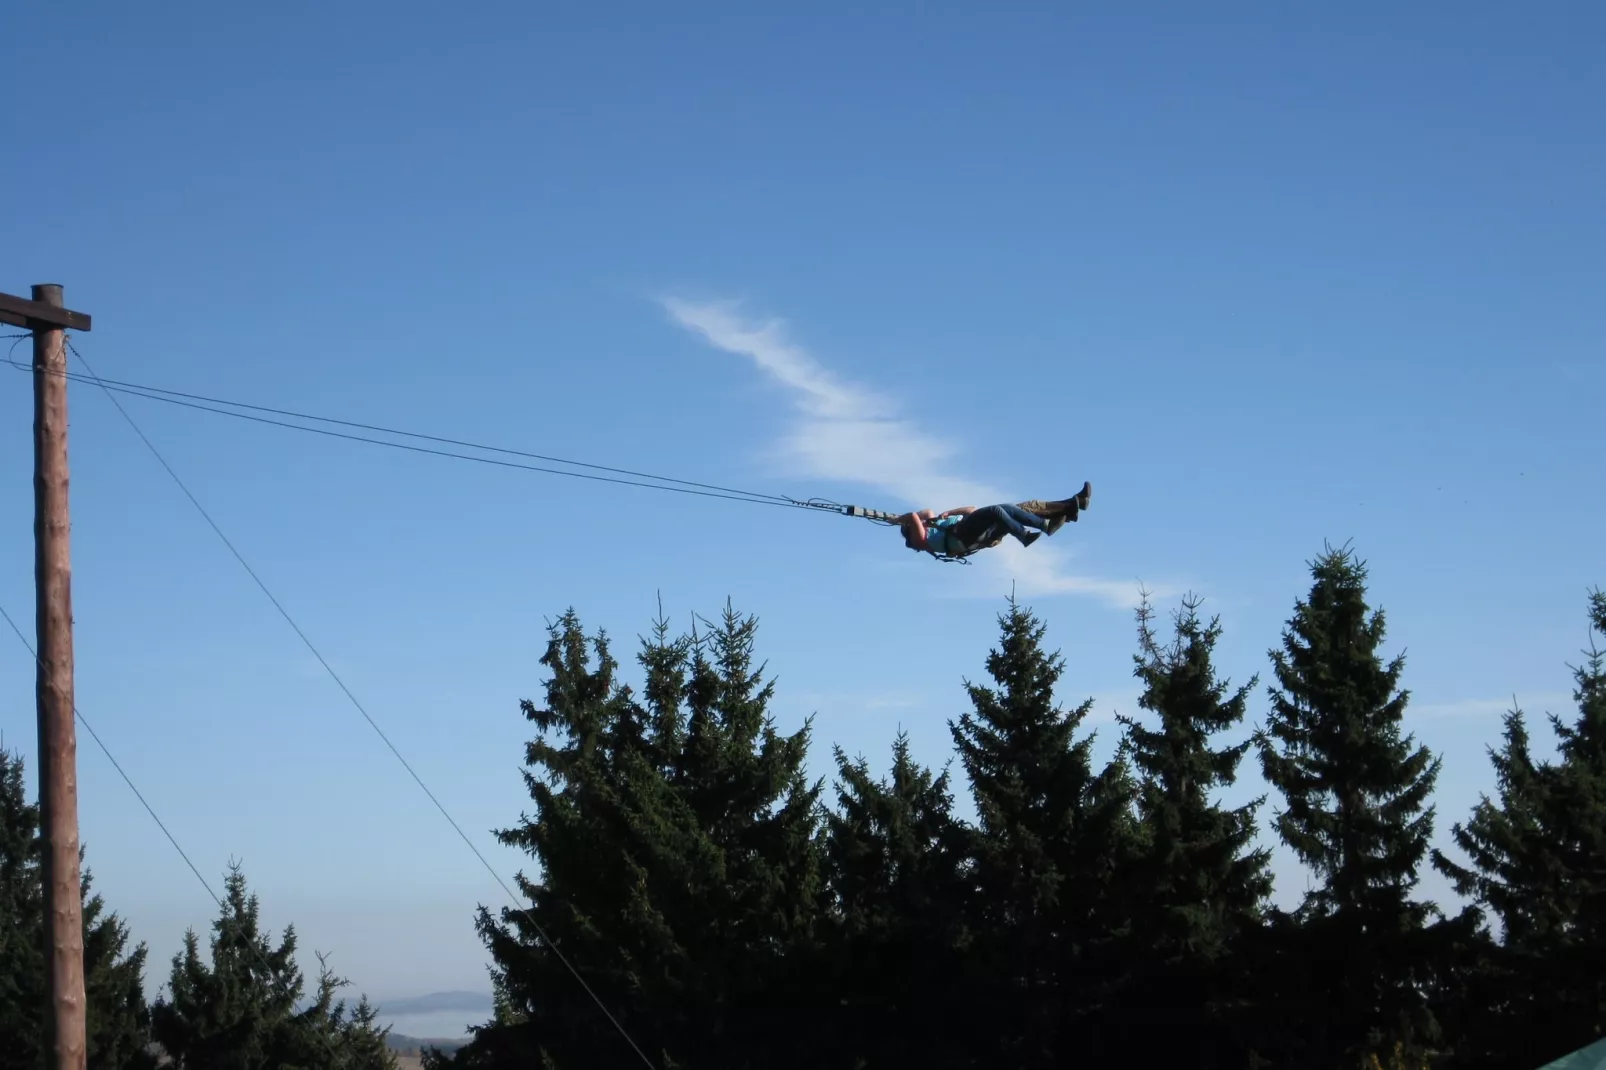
[938,505,978,518]
[904,512,929,546]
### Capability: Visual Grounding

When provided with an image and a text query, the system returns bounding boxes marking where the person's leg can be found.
[1015,498,1070,535]
[1018,497,1074,517]
[1018,484,1092,518]
[1019,484,1092,534]
[954,504,1046,548]
[994,503,1051,538]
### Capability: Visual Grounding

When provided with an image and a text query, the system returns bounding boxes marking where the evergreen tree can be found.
[1432,590,1606,1067]
[0,748,156,1070]
[1115,593,1272,1067]
[449,603,826,1070]
[149,862,395,1069]
[1254,545,1443,1067]
[335,996,401,1069]
[823,732,970,1069]
[949,596,1137,1069]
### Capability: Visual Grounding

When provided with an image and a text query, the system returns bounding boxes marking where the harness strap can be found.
[928,519,995,563]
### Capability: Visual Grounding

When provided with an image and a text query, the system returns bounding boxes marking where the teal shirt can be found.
[925,516,964,555]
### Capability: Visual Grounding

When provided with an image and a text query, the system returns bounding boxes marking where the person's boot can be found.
[1045,497,1078,533]
[1076,481,1092,510]
[1018,531,1042,547]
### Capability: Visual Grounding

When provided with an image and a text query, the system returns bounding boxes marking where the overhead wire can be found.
[0,600,221,913]
[1,357,890,521]
[61,339,660,1070]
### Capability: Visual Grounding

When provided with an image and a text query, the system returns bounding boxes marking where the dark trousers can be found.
[952,504,1049,548]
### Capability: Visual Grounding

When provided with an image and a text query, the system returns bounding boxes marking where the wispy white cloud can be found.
[786,689,925,713]
[661,298,992,507]
[1412,693,1571,719]
[660,297,1158,607]
[1083,689,1144,725]
[863,695,920,711]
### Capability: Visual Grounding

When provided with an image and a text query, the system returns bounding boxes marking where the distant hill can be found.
[388,1033,466,1056]
[377,990,493,1016]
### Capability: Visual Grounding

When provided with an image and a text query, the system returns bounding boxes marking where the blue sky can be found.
[2,0,1602,1028]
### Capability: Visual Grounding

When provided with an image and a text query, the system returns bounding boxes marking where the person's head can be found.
[899,516,922,551]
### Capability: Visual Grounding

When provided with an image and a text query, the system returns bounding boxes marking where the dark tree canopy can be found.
[5,561,1599,1070]
[150,862,395,1070]
[446,603,825,1070]
[823,732,970,1068]
[949,596,1137,1069]
[1122,593,1271,960]
[1433,591,1606,1067]
[1255,546,1445,1067]
[1115,593,1273,1067]
[0,749,156,1070]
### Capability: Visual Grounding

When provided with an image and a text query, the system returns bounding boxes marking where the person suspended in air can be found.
[898,482,1092,561]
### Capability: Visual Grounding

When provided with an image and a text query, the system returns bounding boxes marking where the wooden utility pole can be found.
[1,284,93,1070]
